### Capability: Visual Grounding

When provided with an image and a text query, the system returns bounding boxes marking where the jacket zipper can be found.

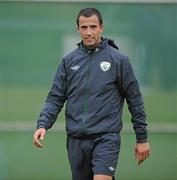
[83,51,92,129]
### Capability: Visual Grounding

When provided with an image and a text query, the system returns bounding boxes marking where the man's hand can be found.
[134,142,151,165]
[33,128,46,148]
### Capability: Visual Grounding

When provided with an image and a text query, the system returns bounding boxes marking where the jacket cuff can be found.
[37,124,48,130]
[136,132,148,143]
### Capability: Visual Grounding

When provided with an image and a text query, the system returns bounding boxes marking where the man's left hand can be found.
[134,142,151,165]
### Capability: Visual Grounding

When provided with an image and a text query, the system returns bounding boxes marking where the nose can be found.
[86,27,92,36]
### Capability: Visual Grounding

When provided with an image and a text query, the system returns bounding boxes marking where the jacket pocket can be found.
[93,96,112,119]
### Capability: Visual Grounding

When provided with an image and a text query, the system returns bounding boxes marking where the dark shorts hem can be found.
[94,170,115,177]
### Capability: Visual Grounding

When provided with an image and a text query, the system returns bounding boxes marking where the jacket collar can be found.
[77,37,119,54]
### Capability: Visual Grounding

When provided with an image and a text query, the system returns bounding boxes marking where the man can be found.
[33,8,150,180]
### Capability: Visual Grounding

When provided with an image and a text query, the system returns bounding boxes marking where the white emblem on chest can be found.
[100,61,111,72]
[71,65,80,71]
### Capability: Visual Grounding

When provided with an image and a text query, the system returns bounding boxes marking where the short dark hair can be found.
[77,8,103,26]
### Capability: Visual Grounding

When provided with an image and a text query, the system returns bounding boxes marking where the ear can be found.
[100,24,104,32]
[76,25,80,33]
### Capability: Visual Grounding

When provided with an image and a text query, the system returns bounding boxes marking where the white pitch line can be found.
[0,122,177,133]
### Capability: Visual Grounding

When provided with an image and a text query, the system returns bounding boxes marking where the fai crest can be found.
[100,61,111,72]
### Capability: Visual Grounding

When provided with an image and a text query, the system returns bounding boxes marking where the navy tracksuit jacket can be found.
[37,38,148,143]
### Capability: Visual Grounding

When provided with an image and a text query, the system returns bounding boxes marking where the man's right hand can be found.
[33,128,46,148]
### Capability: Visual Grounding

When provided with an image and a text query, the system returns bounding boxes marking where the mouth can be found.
[85,37,94,42]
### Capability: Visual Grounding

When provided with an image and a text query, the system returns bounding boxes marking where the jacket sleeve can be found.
[120,55,148,143]
[37,59,67,130]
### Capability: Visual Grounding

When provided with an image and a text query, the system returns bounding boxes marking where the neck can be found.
[84,38,102,49]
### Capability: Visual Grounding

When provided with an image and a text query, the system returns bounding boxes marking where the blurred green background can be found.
[0,1,177,180]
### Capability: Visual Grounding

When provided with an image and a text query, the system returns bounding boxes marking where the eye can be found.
[90,25,97,29]
[80,26,87,30]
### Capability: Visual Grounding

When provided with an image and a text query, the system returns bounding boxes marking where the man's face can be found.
[77,15,104,48]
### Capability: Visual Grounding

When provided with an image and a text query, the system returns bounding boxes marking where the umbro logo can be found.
[71,65,80,71]
[108,166,115,171]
